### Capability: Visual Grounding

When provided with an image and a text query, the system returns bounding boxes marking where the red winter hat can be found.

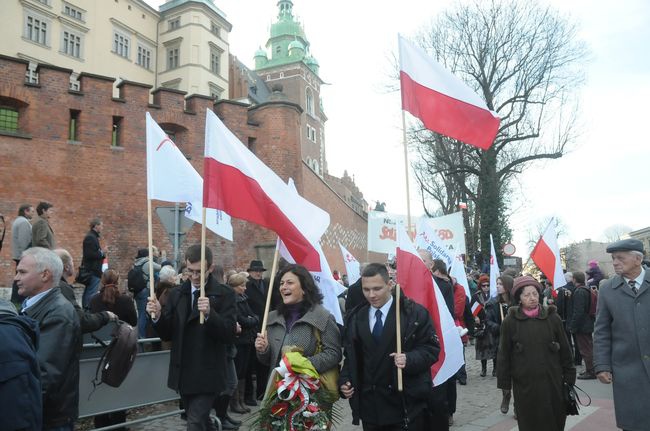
[478,275,490,285]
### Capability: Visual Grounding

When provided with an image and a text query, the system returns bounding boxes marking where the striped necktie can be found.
[628,279,638,294]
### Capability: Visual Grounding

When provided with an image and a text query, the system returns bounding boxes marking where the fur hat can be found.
[478,275,490,285]
[512,275,543,298]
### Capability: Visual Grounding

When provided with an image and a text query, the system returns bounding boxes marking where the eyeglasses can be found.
[481,284,489,287]
[186,269,203,276]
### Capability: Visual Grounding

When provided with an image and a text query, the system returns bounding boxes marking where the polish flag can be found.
[530,219,567,291]
[398,35,500,150]
[489,235,500,298]
[397,223,464,386]
[146,113,233,240]
[339,243,361,285]
[203,110,328,271]
[471,301,483,317]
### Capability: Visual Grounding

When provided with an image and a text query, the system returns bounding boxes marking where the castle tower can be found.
[254,0,327,176]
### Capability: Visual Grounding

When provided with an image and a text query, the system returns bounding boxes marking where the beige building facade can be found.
[1,0,230,98]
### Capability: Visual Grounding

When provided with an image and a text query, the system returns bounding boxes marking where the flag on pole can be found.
[203,110,328,271]
[530,219,567,291]
[489,235,500,298]
[277,180,344,324]
[146,112,233,240]
[339,243,361,285]
[470,301,483,317]
[397,223,464,386]
[398,34,500,150]
[449,253,471,299]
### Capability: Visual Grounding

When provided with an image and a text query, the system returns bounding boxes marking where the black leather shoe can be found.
[458,377,467,385]
[244,398,257,406]
[215,416,239,430]
[577,372,596,380]
[225,414,242,426]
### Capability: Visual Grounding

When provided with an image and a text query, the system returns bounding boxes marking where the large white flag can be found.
[339,243,361,285]
[146,113,232,240]
[489,234,500,298]
[449,252,470,299]
[277,180,344,325]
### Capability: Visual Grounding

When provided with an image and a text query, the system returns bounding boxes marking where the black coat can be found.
[0,304,42,431]
[339,295,440,426]
[58,279,111,333]
[433,275,455,315]
[23,287,81,427]
[89,293,138,327]
[81,229,104,277]
[152,275,237,395]
[344,278,367,315]
[234,293,258,345]
[568,285,594,334]
[245,277,269,327]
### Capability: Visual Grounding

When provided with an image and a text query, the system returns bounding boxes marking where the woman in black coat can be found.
[473,275,497,376]
[228,272,259,414]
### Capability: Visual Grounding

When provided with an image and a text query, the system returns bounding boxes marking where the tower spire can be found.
[277,0,294,20]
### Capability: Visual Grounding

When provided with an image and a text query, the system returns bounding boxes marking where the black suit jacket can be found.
[153,274,237,395]
[81,230,104,277]
[246,277,269,325]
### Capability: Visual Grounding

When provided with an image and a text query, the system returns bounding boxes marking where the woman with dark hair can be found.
[484,275,513,413]
[473,274,497,377]
[89,269,137,430]
[497,276,576,431]
[254,264,342,397]
[89,269,137,326]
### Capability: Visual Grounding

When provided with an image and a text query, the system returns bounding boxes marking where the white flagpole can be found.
[147,199,156,319]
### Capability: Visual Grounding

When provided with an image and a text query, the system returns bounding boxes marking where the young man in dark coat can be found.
[339,263,439,430]
[80,217,107,308]
[567,271,595,379]
[15,247,81,431]
[147,244,237,431]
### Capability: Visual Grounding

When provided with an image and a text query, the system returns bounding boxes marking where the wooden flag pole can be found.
[396,283,403,392]
[199,207,207,324]
[260,240,280,337]
[147,199,156,319]
[401,110,413,235]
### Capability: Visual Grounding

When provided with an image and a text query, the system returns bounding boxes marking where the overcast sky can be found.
[147,0,650,258]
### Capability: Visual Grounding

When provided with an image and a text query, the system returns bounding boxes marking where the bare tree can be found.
[409,0,588,261]
[602,224,632,242]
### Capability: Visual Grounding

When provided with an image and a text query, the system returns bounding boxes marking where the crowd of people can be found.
[2,201,649,431]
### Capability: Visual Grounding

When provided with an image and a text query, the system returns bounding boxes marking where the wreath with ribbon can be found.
[251,351,341,431]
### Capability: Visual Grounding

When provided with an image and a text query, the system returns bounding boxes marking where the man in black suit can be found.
[339,263,439,430]
[80,217,107,309]
[147,245,236,431]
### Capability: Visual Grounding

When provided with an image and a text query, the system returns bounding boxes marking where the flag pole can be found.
[199,207,207,324]
[147,199,156,319]
[260,238,280,336]
[396,283,403,392]
[401,110,413,235]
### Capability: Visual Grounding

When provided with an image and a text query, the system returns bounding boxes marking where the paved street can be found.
[132,345,617,430]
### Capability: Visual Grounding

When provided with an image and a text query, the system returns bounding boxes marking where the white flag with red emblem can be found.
[530,219,566,290]
[397,223,464,386]
[339,243,361,285]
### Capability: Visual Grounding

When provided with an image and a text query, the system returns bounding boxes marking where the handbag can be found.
[564,382,591,415]
[313,327,340,401]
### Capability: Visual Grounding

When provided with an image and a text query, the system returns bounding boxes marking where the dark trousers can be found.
[182,393,215,431]
[426,381,450,431]
[576,332,594,373]
[245,349,269,399]
[572,332,582,365]
[234,343,251,378]
[362,411,423,431]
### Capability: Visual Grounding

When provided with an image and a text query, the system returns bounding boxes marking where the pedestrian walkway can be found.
[131,345,617,430]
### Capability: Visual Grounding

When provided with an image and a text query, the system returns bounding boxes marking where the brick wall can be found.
[0,55,375,288]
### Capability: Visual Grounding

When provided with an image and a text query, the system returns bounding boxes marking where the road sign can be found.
[503,242,516,256]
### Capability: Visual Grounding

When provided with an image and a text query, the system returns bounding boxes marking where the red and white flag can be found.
[471,301,483,317]
[530,219,566,291]
[398,35,500,150]
[397,223,464,386]
[489,234,500,298]
[203,110,328,271]
[339,243,361,285]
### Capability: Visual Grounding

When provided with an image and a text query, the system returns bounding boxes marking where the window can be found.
[306,88,314,116]
[0,108,19,132]
[210,48,221,75]
[62,30,82,58]
[25,63,39,84]
[113,32,130,58]
[169,18,180,30]
[167,47,179,70]
[211,22,220,37]
[209,83,222,100]
[275,45,281,55]
[63,4,83,21]
[112,116,122,147]
[137,45,152,69]
[69,110,79,141]
[306,125,316,142]
[26,15,48,45]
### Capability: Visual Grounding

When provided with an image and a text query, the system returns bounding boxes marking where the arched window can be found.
[305,88,314,116]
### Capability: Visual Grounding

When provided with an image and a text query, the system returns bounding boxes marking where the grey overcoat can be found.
[593,271,650,431]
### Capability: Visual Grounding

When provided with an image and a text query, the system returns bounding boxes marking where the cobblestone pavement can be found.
[132,344,617,430]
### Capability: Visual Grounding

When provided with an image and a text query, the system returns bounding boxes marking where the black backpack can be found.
[92,321,138,389]
[127,261,148,295]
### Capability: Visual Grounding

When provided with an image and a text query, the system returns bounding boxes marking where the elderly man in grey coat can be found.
[593,238,650,431]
